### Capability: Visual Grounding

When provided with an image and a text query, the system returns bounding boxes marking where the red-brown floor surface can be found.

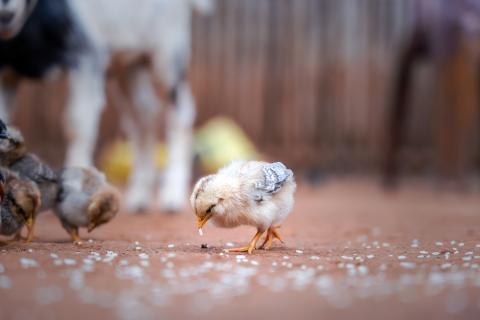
[1,178,480,320]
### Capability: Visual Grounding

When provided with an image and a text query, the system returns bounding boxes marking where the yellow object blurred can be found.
[195,117,259,173]
[100,117,258,183]
[99,141,167,185]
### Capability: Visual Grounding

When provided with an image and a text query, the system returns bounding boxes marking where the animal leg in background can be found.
[119,66,160,212]
[64,55,106,167]
[0,71,21,122]
[159,81,195,212]
[435,39,478,180]
[384,28,427,186]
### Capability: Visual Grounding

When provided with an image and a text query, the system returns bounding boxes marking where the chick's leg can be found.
[59,218,82,245]
[226,230,264,254]
[259,231,272,250]
[24,217,35,243]
[259,226,284,250]
[69,228,82,245]
[271,226,284,243]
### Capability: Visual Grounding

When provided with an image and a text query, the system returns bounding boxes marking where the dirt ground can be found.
[1,178,480,320]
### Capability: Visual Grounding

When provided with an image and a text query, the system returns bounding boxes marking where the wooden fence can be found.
[12,0,479,173]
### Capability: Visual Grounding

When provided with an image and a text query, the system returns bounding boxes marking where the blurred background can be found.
[9,0,480,181]
[3,1,480,319]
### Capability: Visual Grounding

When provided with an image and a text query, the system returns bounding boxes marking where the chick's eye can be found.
[206,204,215,213]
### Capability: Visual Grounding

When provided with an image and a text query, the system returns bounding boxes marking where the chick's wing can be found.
[11,154,57,184]
[253,162,292,201]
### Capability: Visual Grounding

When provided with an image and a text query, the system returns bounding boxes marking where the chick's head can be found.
[190,174,241,229]
[86,187,120,232]
[0,126,26,163]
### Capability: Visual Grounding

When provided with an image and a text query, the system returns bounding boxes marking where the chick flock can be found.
[0,119,297,254]
[0,119,119,244]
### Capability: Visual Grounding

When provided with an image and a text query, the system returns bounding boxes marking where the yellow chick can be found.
[190,160,296,254]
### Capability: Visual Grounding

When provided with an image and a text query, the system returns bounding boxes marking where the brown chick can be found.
[0,126,58,212]
[0,167,41,243]
[56,167,120,244]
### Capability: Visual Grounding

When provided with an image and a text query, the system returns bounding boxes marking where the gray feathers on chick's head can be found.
[190,174,228,220]
[0,126,25,158]
[5,127,24,144]
[190,174,215,213]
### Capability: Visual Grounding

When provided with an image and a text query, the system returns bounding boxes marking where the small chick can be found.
[190,160,296,254]
[0,121,58,212]
[56,167,120,244]
[0,168,41,243]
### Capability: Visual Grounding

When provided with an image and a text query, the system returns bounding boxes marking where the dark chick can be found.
[0,121,58,212]
[0,167,41,242]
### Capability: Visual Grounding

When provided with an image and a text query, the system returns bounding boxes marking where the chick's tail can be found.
[12,182,41,216]
[14,182,41,243]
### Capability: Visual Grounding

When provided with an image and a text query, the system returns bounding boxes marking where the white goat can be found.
[0,0,214,212]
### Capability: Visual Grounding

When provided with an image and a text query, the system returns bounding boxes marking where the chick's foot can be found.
[24,217,35,243]
[69,228,83,245]
[259,226,284,250]
[226,230,264,254]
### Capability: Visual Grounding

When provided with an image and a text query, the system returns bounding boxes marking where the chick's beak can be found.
[196,213,212,229]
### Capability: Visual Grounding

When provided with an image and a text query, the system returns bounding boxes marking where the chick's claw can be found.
[271,227,284,243]
[226,230,264,255]
[259,234,272,250]
[259,226,284,250]
[226,246,254,254]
